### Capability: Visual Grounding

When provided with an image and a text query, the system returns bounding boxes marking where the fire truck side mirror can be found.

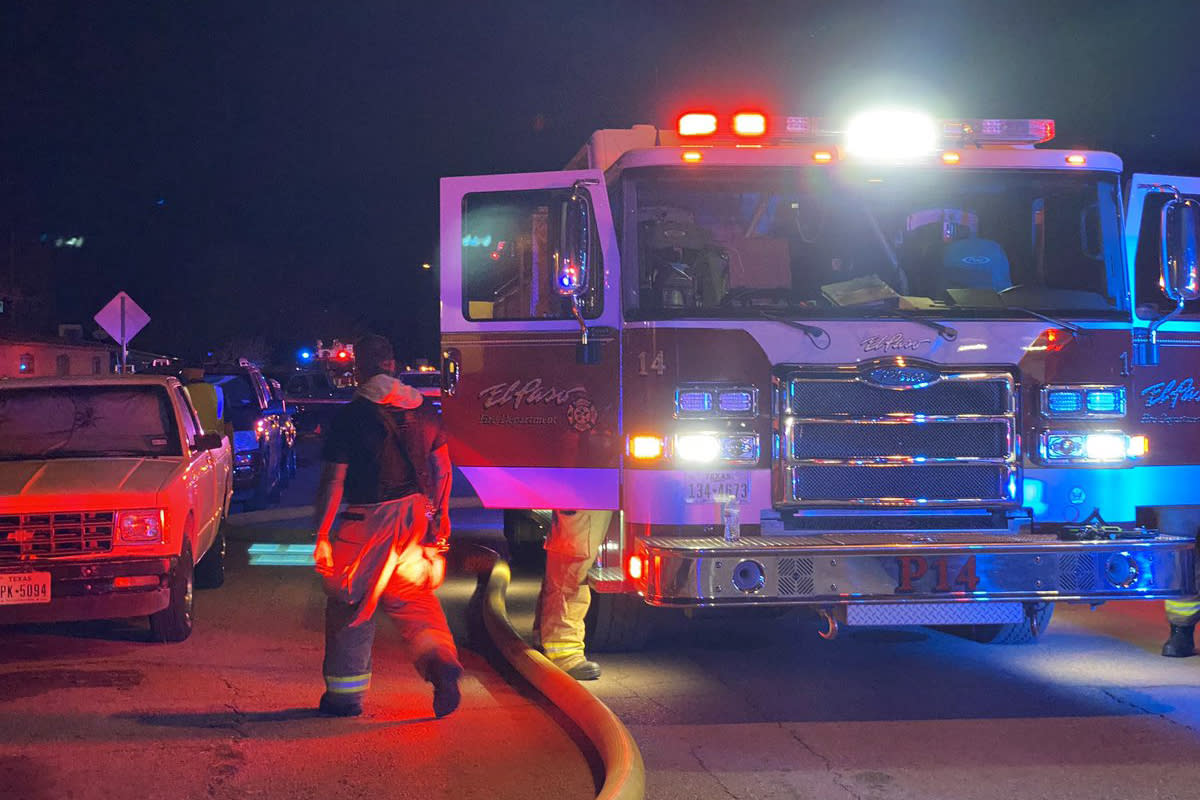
[1161,196,1200,304]
[557,188,592,298]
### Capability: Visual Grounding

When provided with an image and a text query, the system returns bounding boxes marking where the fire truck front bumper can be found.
[634,532,1196,607]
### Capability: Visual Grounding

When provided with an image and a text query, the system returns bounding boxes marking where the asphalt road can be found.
[0,447,599,800]
[5,443,1200,800]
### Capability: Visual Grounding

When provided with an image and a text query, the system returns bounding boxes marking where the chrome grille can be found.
[0,511,115,562]
[792,420,1009,459]
[779,363,1018,506]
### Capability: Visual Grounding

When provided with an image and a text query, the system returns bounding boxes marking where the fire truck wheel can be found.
[149,539,195,643]
[958,602,1054,645]
[585,592,652,652]
[503,509,548,567]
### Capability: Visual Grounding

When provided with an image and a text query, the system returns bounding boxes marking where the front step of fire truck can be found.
[629,527,1195,629]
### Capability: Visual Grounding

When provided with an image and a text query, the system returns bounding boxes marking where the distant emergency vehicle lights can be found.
[559,262,583,292]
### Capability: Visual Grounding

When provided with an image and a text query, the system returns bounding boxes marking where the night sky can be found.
[4,1,1200,364]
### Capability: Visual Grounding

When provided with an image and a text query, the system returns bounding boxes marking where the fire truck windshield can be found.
[626,166,1125,319]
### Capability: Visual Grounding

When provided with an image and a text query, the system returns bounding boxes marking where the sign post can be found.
[94,291,150,373]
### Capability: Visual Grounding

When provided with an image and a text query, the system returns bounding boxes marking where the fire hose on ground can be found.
[465,545,645,800]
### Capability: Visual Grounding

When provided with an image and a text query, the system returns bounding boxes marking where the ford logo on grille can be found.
[864,365,940,388]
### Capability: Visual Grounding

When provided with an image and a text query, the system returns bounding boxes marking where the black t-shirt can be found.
[322,397,447,505]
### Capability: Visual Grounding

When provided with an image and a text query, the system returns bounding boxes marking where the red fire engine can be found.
[439,108,1200,648]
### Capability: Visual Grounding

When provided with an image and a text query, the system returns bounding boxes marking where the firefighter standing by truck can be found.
[1159,510,1200,657]
[312,334,462,717]
[535,509,611,680]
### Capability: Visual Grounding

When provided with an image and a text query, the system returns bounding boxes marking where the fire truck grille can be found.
[792,464,1011,502]
[791,379,1009,416]
[777,557,815,596]
[0,511,115,562]
[792,421,1009,459]
[780,366,1017,506]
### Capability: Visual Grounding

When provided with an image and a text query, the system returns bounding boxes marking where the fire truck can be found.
[439,109,1200,648]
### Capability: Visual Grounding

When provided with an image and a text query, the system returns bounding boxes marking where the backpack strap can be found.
[376,404,434,499]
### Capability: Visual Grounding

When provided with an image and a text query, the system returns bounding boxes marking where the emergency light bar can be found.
[674,109,1057,148]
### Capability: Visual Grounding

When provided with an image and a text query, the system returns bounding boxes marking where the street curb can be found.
[226,496,483,527]
[468,547,645,800]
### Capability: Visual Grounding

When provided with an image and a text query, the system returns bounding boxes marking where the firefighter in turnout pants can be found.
[1159,509,1200,657]
[312,335,462,716]
[534,509,612,680]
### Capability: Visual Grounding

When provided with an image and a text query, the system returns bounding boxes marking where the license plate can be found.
[685,472,749,504]
[0,572,51,605]
[895,554,980,594]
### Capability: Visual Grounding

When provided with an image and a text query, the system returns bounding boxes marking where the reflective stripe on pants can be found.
[1165,598,1200,626]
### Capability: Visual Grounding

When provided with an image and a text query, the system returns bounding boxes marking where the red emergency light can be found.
[337,350,349,360]
[732,111,767,137]
[678,112,718,137]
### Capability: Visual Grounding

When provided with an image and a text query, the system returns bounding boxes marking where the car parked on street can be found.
[202,363,295,511]
[282,368,353,434]
[0,375,232,641]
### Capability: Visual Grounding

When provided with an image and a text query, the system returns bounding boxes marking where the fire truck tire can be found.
[585,592,652,652]
[503,509,548,566]
[961,602,1054,645]
[149,540,195,643]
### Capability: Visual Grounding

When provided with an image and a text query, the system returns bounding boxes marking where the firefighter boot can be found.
[549,654,601,681]
[318,692,364,717]
[417,652,463,718]
[1162,624,1196,658]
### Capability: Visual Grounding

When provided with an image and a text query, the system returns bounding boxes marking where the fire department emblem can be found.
[566,397,598,432]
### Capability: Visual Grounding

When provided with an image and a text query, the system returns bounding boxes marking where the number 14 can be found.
[638,350,666,376]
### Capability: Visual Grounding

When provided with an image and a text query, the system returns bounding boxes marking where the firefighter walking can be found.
[312,334,463,716]
[534,509,612,680]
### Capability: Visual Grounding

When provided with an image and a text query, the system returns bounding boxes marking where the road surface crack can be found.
[687,746,738,799]
[1102,686,1200,734]
[787,728,863,800]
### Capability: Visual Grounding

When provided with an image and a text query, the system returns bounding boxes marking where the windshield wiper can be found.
[876,313,958,342]
[1004,307,1084,334]
[753,310,831,350]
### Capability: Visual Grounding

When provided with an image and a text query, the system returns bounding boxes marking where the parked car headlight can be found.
[116,509,165,544]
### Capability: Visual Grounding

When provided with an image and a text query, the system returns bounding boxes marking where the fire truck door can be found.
[439,170,620,510]
[1125,174,1200,482]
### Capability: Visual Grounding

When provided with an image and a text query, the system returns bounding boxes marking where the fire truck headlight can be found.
[1041,431,1146,463]
[676,434,721,463]
[1085,433,1127,461]
[845,110,937,159]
